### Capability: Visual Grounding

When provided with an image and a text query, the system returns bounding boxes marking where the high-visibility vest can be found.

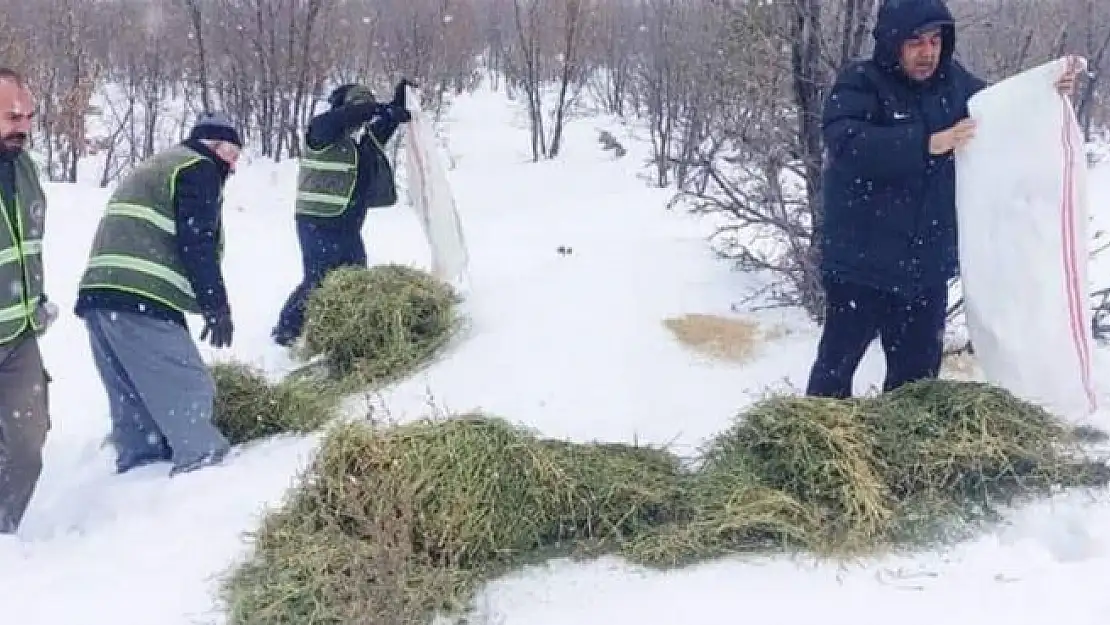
[295,130,391,217]
[79,144,224,314]
[0,150,46,344]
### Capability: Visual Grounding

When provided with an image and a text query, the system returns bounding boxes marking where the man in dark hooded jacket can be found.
[271,79,414,347]
[806,0,1081,398]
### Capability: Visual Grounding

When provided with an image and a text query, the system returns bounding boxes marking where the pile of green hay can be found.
[298,264,461,389]
[628,380,1109,566]
[222,416,686,625]
[221,380,1110,624]
[211,361,340,445]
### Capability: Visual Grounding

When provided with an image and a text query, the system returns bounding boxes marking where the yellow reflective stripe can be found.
[105,202,176,234]
[300,158,356,172]
[0,301,28,323]
[0,240,41,266]
[86,254,196,298]
[296,191,349,206]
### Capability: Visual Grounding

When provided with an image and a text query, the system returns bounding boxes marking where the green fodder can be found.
[316,416,566,568]
[537,440,690,545]
[621,476,818,568]
[626,380,1110,567]
[222,486,474,625]
[211,361,339,445]
[299,264,461,388]
[710,396,892,542]
[867,380,1110,542]
[222,416,688,625]
[626,396,889,565]
[223,381,1110,622]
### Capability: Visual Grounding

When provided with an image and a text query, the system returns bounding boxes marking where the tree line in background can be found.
[1,0,1107,322]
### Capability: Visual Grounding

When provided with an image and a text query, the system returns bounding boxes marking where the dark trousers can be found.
[0,333,50,533]
[805,277,948,398]
[273,219,368,343]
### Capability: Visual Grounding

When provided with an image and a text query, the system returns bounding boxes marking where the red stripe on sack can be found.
[1059,95,1098,412]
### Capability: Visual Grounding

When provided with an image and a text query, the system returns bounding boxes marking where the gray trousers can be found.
[84,309,229,474]
[0,333,50,533]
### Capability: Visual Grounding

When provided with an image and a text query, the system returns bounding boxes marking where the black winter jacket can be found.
[75,138,233,328]
[819,0,988,295]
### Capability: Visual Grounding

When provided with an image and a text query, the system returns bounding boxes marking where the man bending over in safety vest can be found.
[271,79,414,347]
[74,112,241,476]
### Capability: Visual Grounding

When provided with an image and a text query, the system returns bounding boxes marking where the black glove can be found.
[200,309,234,348]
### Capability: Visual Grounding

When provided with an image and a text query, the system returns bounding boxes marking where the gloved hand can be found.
[200,309,234,348]
[392,78,418,106]
[34,297,58,336]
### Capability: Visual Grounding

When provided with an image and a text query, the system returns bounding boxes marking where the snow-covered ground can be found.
[3,82,1110,624]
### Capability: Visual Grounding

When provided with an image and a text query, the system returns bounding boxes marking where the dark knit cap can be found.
[187,111,243,148]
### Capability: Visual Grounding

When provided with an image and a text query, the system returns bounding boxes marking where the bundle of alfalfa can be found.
[298,264,461,388]
[221,415,687,625]
[211,361,339,445]
[625,379,1109,566]
[869,380,1110,542]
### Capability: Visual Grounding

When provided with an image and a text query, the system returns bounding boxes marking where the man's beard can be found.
[912,59,938,78]
[0,132,27,153]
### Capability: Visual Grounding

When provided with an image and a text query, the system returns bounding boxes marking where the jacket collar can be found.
[183,138,232,182]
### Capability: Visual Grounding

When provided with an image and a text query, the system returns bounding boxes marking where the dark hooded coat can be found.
[818,0,988,295]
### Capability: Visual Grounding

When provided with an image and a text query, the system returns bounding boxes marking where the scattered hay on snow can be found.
[663,313,775,363]
[222,380,1110,624]
[298,264,461,389]
[538,439,689,544]
[222,416,686,625]
[221,506,459,625]
[211,361,339,445]
[632,380,1109,566]
[870,380,1110,541]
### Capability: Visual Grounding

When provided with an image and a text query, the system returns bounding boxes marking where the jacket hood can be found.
[872,0,956,80]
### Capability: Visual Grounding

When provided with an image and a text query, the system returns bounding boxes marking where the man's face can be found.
[0,79,34,153]
[213,141,241,172]
[900,28,944,82]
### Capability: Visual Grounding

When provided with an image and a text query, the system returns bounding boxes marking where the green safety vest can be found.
[0,151,46,344]
[79,144,224,315]
[294,130,390,218]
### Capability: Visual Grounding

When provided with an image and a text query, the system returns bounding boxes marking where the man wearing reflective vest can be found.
[0,68,58,534]
[74,112,241,476]
[270,79,414,347]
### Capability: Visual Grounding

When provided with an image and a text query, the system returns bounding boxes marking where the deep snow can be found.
[1,83,1110,624]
